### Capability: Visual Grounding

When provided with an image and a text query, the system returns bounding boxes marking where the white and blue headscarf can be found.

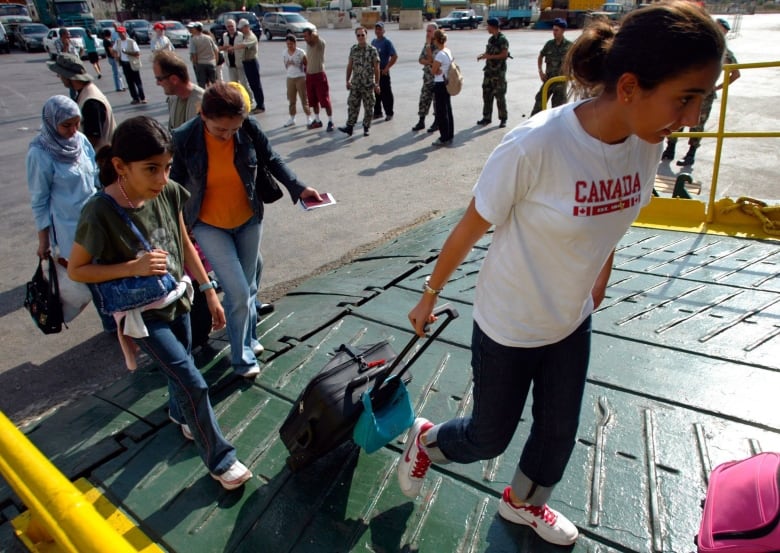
[30,95,82,163]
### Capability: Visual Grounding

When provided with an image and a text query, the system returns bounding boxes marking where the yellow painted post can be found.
[540,75,566,112]
[0,411,140,553]
[707,63,732,224]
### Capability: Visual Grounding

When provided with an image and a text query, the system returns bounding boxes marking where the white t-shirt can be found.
[116,38,139,62]
[283,48,306,79]
[434,48,451,82]
[472,100,662,347]
[150,34,173,54]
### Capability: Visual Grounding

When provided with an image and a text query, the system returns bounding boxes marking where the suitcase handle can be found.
[371,304,459,398]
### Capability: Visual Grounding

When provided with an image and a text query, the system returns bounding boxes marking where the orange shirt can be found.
[199,131,254,229]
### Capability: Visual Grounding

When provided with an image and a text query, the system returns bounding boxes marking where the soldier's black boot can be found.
[338,124,354,136]
[412,118,425,132]
[661,141,676,161]
[676,145,698,167]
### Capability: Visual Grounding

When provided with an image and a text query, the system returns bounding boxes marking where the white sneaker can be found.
[236,364,260,378]
[397,417,434,498]
[211,460,252,490]
[283,117,295,127]
[168,413,194,441]
[252,343,264,355]
[497,486,579,546]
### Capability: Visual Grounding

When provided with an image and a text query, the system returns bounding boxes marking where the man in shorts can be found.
[302,28,334,131]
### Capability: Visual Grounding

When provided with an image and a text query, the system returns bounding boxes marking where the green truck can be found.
[30,0,96,30]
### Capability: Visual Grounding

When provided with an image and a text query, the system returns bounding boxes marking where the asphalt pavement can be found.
[0,14,777,425]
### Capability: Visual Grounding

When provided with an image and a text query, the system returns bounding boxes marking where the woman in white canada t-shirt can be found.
[398,2,726,547]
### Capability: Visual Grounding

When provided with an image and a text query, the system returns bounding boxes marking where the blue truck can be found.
[489,0,533,28]
[30,0,96,30]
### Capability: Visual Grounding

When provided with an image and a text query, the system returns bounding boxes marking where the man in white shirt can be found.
[220,18,255,109]
[114,26,147,104]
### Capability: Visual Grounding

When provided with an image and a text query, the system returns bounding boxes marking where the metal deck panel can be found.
[4,218,780,553]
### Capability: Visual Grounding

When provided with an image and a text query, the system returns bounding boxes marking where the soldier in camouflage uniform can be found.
[531,18,572,116]
[413,23,439,132]
[477,18,510,128]
[662,17,740,167]
[338,27,380,137]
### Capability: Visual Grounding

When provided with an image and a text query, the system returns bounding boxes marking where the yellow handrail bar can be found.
[0,411,140,553]
[707,60,780,222]
[540,75,566,110]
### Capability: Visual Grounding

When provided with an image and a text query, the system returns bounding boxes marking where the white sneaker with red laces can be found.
[211,460,252,491]
[497,486,579,546]
[397,417,434,498]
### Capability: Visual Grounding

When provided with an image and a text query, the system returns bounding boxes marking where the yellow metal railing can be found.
[0,411,159,553]
[705,60,780,222]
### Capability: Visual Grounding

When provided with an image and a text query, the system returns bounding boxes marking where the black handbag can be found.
[255,165,284,204]
[242,119,284,204]
[24,258,63,334]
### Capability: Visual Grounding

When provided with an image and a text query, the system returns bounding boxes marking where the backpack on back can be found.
[445,54,463,96]
[697,452,780,553]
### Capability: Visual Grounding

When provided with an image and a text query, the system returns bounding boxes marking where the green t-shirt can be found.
[75,181,191,321]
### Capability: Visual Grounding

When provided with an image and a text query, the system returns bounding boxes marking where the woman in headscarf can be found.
[27,95,100,264]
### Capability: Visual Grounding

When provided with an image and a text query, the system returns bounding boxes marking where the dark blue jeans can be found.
[136,314,236,475]
[433,318,591,495]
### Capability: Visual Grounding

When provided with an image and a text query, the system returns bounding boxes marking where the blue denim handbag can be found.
[90,193,177,315]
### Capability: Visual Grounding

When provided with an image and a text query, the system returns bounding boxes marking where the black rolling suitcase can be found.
[279,305,458,471]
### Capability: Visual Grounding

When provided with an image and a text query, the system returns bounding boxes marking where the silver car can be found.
[261,12,315,40]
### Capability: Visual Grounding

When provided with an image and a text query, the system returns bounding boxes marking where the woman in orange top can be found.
[171,82,321,377]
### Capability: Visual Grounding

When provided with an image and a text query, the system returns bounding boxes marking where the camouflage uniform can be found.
[531,37,572,116]
[667,47,738,150]
[346,43,379,128]
[482,32,510,122]
[418,41,438,119]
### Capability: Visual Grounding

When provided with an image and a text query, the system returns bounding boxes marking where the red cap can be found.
[153,22,164,30]
[116,25,126,32]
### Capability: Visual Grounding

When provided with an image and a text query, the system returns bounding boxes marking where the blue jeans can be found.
[193,217,262,373]
[427,318,591,505]
[108,56,124,91]
[136,314,236,475]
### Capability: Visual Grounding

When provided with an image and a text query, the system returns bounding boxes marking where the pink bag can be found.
[698,452,780,552]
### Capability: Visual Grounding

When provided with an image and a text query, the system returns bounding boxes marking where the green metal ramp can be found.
[2,215,779,552]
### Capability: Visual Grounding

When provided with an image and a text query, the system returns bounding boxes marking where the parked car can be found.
[0,22,10,53]
[96,19,118,39]
[123,19,150,44]
[261,12,315,40]
[210,11,262,44]
[44,27,104,60]
[435,9,483,29]
[14,22,48,51]
[151,20,190,48]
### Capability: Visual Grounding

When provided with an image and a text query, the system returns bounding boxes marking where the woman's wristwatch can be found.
[199,280,218,292]
[423,277,443,296]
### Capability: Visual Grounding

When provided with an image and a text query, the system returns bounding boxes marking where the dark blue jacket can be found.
[170,116,305,228]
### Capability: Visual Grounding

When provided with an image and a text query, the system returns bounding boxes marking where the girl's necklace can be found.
[117,178,136,209]
[592,101,635,211]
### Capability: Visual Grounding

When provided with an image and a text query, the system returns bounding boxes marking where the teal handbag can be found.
[352,304,459,454]
[354,376,415,454]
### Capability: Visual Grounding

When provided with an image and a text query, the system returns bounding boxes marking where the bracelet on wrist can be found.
[199,280,218,292]
[422,277,443,296]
